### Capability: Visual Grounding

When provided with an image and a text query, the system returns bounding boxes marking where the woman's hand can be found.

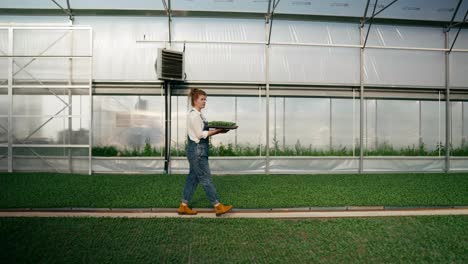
[207,128,230,137]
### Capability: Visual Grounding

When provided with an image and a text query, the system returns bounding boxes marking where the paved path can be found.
[1,207,468,219]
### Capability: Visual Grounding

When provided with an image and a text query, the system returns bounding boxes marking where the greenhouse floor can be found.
[1,206,468,219]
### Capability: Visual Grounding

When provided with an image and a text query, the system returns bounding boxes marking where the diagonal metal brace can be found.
[266,0,281,46]
[0,122,61,172]
[361,0,399,49]
[362,0,379,48]
[362,0,399,25]
[19,103,72,145]
[449,8,468,52]
[445,0,464,32]
[0,31,71,86]
[51,0,74,22]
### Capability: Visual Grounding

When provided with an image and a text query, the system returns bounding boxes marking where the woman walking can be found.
[178,88,233,216]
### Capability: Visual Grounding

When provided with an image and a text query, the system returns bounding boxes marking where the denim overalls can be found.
[181,110,220,205]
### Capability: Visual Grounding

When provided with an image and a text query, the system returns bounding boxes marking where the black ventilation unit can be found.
[156,48,185,81]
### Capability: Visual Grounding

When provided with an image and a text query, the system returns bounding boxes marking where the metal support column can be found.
[68,28,74,173]
[7,28,13,172]
[329,98,333,151]
[234,96,238,149]
[445,32,451,172]
[68,89,72,173]
[359,27,365,173]
[89,28,93,175]
[162,0,172,47]
[463,102,465,146]
[265,1,277,173]
[164,81,172,174]
[274,96,277,155]
[283,97,286,150]
[375,100,378,149]
[176,95,179,155]
[419,100,422,147]
[265,45,270,173]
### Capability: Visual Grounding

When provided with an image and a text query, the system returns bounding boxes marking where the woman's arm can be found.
[188,114,229,140]
[207,128,228,137]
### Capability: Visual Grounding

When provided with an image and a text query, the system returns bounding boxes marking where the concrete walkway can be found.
[1,207,468,219]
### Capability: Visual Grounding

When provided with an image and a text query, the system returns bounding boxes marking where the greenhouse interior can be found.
[0,0,467,175]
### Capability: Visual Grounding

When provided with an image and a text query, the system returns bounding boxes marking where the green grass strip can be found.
[1,172,468,208]
[1,216,467,263]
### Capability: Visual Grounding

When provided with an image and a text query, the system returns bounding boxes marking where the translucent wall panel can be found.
[71,0,164,10]
[365,25,444,49]
[449,29,468,50]
[269,157,359,173]
[171,157,266,174]
[173,17,265,43]
[364,157,444,172]
[283,98,330,152]
[269,97,285,155]
[270,46,359,84]
[450,158,468,171]
[93,96,164,154]
[1,0,59,9]
[75,17,167,81]
[236,96,265,155]
[269,97,360,156]
[0,15,69,24]
[0,30,8,57]
[13,29,91,56]
[171,96,189,156]
[449,30,468,89]
[377,0,464,22]
[12,117,89,144]
[451,101,468,156]
[271,21,359,45]
[172,0,268,13]
[13,94,90,117]
[93,157,164,174]
[0,59,8,85]
[364,50,445,87]
[13,147,89,173]
[172,95,265,156]
[12,58,91,85]
[1,1,164,10]
[370,100,419,150]
[449,52,468,88]
[276,0,366,17]
[0,94,7,115]
[331,98,360,154]
[184,43,265,82]
[463,102,468,149]
[421,101,446,153]
[0,147,7,171]
[0,117,7,144]
[365,99,446,155]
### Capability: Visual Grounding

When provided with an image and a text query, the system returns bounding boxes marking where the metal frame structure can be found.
[0,1,467,174]
[0,24,92,174]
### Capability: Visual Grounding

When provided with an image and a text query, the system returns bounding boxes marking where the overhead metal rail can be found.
[1,1,467,174]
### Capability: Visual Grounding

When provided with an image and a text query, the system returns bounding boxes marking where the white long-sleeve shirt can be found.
[187,108,209,143]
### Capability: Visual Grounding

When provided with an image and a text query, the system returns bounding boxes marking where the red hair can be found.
[189,88,207,106]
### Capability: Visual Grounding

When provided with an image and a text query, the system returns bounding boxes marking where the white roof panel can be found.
[0,0,466,22]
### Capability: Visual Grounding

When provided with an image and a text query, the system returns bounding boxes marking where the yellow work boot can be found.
[177,203,198,215]
[214,203,233,216]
